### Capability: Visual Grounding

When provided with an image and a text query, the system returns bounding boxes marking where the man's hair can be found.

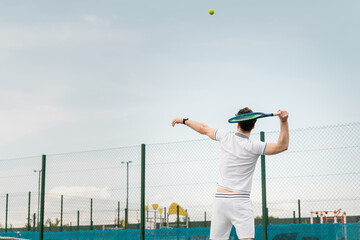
[237,107,256,132]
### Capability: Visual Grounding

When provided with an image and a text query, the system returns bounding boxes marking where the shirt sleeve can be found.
[214,129,229,142]
[251,140,267,155]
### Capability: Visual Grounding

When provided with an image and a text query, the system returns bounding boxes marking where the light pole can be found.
[33,169,42,229]
[121,160,132,228]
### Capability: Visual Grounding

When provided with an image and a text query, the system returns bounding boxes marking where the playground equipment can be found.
[310,209,347,224]
[310,209,347,240]
[166,202,189,228]
[145,202,189,229]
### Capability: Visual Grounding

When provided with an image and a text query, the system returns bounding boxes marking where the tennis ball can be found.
[209,9,215,15]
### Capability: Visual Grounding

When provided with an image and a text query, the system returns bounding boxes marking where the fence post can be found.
[28,192,31,231]
[125,208,128,229]
[90,198,93,230]
[293,211,296,224]
[77,210,80,230]
[33,213,36,231]
[140,144,146,240]
[39,154,47,240]
[298,200,301,224]
[204,211,207,227]
[117,201,120,228]
[177,205,180,228]
[60,195,63,231]
[260,131,268,240]
[5,193,8,232]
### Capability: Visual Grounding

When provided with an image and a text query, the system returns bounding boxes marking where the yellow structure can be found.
[168,202,187,216]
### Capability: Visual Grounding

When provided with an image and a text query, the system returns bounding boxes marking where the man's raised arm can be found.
[171,118,216,140]
[265,110,289,155]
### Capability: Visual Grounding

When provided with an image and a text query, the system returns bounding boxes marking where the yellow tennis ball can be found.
[209,9,215,15]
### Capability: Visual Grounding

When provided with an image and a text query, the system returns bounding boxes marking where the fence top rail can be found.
[0,155,41,163]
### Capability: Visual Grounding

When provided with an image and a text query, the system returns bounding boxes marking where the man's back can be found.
[215,129,266,194]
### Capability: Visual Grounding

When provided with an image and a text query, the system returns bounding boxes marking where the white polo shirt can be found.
[215,129,267,194]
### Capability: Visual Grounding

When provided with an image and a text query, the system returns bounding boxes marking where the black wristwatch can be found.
[183,118,189,124]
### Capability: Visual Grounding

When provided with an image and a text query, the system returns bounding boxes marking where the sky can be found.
[0,0,360,227]
[0,0,359,159]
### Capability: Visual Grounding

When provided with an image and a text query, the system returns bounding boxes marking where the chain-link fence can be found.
[145,139,219,230]
[44,146,142,231]
[0,122,359,240]
[0,156,41,233]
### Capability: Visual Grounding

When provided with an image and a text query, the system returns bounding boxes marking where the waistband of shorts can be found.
[215,192,250,199]
[217,184,251,194]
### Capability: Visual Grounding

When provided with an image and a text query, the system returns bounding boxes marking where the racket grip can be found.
[273,112,279,116]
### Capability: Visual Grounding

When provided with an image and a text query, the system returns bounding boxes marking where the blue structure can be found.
[1,223,359,240]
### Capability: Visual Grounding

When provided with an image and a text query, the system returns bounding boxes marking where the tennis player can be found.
[171,107,289,240]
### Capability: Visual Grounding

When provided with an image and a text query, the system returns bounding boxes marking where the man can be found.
[171,107,289,240]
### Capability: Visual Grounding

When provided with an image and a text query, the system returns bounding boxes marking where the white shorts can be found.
[210,192,254,240]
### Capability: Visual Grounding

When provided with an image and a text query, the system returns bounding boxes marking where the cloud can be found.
[49,185,111,199]
[82,15,104,24]
[0,22,139,49]
[0,90,71,144]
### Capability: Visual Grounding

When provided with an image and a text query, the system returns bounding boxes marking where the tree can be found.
[25,215,35,228]
[255,215,278,220]
[45,218,61,230]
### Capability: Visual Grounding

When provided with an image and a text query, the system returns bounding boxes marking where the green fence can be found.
[0,122,359,240]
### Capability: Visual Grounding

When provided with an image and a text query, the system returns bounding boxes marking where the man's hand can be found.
[265,110,289,155]
[277,110,289,122]
[171,117,184,127]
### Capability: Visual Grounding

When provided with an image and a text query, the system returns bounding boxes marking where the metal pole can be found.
[260,131,268,240]
[125,208,128,229]
[38,170,41,229]
[298,200,301,224]
[90,198,93,230]
[5,193,8,232]
[204,211,207,227]
[177,205,179,228]
[293,211,296,224]
[140,144,146,240]
[122,160,132,229]
[33,213,36,231]
[39,155,47,240]
[60,195,63,231]
[117,201,120,228]
[127,161,129,213]
[28,192,31,231]
[34,169,42,229]
[77,211,80,230]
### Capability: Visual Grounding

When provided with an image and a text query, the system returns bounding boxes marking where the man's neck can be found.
[238,129,251,137]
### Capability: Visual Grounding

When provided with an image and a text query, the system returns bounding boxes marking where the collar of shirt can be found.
[235,132,249,139]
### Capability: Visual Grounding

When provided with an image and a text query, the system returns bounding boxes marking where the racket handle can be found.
[273,112,279,116]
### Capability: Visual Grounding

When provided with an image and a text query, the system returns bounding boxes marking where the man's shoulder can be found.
[215,129,233,141]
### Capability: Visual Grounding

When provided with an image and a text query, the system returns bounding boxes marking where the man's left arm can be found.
[171,118,216,140]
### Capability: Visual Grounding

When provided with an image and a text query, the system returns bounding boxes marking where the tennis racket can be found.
[228,112,279,123]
